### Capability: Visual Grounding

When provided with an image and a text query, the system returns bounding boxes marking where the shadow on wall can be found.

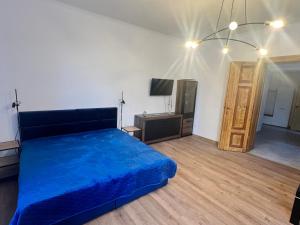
[0,89,18,142]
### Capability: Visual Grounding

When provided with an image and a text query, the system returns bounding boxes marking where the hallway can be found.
[250,125,300,170]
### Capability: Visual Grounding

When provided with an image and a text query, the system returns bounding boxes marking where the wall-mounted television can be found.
[150,78,174,96]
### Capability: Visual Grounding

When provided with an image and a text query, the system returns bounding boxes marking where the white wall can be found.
[0,0,230,142]
[0,0,177,141]
[1,0,300,143]
[257,67,300,130]
[262,70,294,128]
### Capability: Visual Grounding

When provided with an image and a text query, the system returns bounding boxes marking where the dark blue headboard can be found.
[19,107,118,141]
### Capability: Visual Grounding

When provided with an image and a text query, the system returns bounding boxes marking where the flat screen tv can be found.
[150,78,174,96]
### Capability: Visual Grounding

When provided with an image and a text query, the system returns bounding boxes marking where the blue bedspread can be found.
[10,129,176,225]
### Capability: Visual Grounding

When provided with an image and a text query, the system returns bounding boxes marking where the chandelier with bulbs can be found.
[185,0,286,56]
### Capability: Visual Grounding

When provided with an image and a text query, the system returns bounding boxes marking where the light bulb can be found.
[229,21,238,31]
[185,41,199,49]
[258,48,268,56]
[222,47,229,54]
[269,19,285,29]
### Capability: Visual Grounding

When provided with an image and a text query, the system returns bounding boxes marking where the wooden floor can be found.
[88,136,300,225]
[1,135,299,225]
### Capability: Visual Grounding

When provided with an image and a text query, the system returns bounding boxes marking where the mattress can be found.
[10,128,177,225]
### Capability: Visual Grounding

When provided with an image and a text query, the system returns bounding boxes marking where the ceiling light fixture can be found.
[185,0,286,56]
[222,47,229,54]
[185,40,199,49]
[268,19,285,29]
[258,48,268,56]
[229,21,238,31]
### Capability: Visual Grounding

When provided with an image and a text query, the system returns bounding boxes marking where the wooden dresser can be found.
[0,141,19,180]
[134,113,182,144]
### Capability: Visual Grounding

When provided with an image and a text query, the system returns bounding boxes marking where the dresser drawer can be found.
[0,164,19,179]
[183,118,193,126]
[182,127,193,136]
[182,118,193,136]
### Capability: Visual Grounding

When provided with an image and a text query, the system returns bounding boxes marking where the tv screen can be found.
[150,78,174,96]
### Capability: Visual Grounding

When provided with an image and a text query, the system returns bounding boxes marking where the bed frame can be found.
[19,107,118,141]
[57,180,167,225]
[17,107,169,225]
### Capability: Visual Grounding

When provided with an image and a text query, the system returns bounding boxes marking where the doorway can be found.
[218,55,300,169]
[250,62,300,169]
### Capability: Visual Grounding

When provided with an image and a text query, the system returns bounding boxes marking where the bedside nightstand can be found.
[0,141,20,180]
[121,126,142,140]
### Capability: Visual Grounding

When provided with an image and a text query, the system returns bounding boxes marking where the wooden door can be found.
[289,86,300,131]
[218,61,265,152]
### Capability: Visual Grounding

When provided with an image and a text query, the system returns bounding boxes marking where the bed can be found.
[10,108,177,225]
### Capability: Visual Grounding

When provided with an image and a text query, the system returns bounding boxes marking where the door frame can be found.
[288,85,300,130]
[248,55,300,149]
[268,55,300,64]
[219,54,300,151]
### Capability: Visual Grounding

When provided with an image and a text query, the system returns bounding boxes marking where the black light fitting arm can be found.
[202,22,267,41]
[201,37,257,49]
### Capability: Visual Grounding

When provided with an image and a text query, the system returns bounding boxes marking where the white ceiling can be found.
[57,0,300,38]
